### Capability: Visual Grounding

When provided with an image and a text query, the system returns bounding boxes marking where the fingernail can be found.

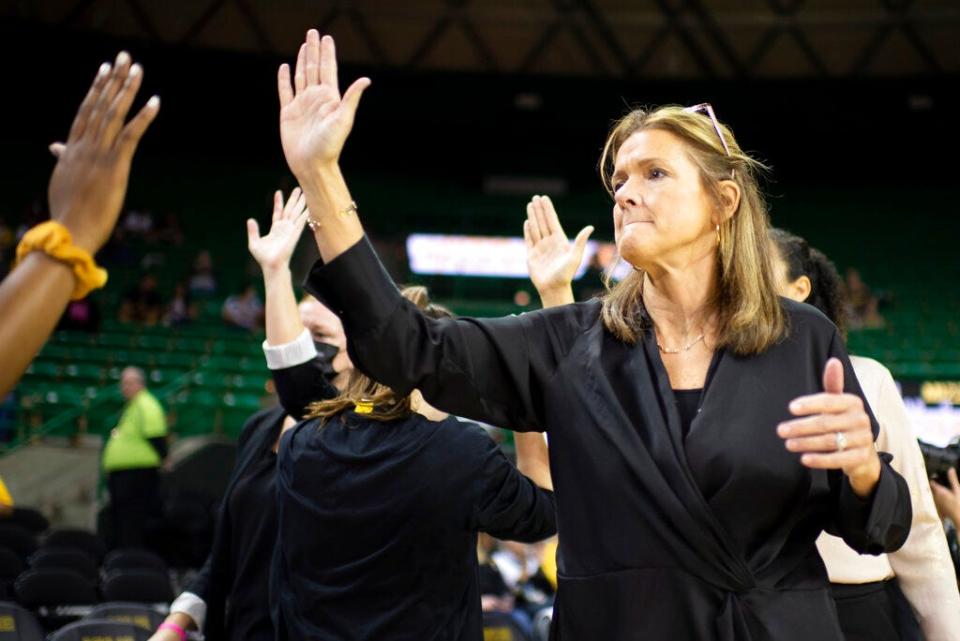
[776,424,788,437]
[98,63,111,77]
[789,401,802,413]
[117,51,130,65]
[147,96,160,108]
[129,64,141,77]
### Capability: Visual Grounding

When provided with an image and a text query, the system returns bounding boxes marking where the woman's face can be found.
[610,129,718,272]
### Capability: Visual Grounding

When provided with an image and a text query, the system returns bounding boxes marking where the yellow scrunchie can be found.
[15,221,108,300]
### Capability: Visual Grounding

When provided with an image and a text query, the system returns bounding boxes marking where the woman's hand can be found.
[48,51,160,253]
[247,188,309,274]
[778,358,882,497]
[523,195,593,307]
[931,467,960,524]
[278,30,370,180]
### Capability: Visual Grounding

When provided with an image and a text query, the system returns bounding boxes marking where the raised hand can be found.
[778,358,882,496]
[523,195,593,302]
[278,30,370,179]
[48,51,160,253]
[247,188,310,273]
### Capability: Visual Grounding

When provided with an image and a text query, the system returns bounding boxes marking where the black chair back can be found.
[101,549,167,574]
[99,569,173,604]
[13,568,97,608]
[0,601,44,641]
[42,531,106,563]
[86,603,165,631]
[47,618,150,641]
[1,510,48,536]
[0,529,34,562]
[27,548,98,583]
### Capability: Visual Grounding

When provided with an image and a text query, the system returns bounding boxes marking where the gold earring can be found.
[716,223,721,246]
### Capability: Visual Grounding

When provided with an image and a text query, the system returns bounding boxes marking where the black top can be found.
[272,412,557,641]
[674,388,703,440]
[224,444,276,641]
[304,236,912,641]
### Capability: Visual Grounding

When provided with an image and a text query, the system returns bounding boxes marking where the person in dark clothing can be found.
[271,285,557,641]
[149,190,341,641]
[273,30,912,641]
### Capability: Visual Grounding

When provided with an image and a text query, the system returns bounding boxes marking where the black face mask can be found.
[314,341,340,382]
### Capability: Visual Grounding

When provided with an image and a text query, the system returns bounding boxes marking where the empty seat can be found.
[0,528,35,561]
[86,602,166,631]
[28,548,98,583]
[100,569,173,604]
[42,530,106,562]
[3,508,49,535]
[14,568,97,608]
[0,549,24,599]
[47,618,150,641]
[0,601,45,641]
[101,549,167,574]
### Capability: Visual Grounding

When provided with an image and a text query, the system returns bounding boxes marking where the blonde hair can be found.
[598,105,786,356]
[305,286,453,424]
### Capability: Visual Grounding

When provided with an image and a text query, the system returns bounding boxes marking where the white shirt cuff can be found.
[262,328,317,370]
[170,591,207,631]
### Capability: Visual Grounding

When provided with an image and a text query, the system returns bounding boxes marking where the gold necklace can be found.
[656,332,705,354]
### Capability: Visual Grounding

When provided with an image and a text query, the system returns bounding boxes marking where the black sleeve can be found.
[305,236,577,432]
[467,427,558,543]
[148,436,168,460]
[272,356,340,420]
[824,331,912,554]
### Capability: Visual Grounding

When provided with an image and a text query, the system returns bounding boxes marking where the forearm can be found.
[515,432,553,491]
[262,266,304,347]
[0,252,75,396]
[163,612,196,630]
[298,164,364,264]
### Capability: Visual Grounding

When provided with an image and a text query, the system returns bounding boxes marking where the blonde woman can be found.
[274,30,912,640]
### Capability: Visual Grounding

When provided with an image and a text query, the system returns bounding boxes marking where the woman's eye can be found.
[613,180,625,192]
[648,168,665,180]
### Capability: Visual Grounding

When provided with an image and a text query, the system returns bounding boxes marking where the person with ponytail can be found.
[271,283,556,641]
[770,228,960,641]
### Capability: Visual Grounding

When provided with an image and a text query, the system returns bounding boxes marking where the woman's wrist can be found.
[846,454,882,498]
[261,264,292,284]
[537,284,575,308]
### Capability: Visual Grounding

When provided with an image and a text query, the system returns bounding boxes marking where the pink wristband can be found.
[159,622,187,641]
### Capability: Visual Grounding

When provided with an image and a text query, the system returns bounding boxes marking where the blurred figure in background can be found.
[102,366,168,549]
[188,250,218,297]
[119,273,163,325]
[222,282,263,332]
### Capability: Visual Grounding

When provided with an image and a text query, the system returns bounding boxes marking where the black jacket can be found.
[304,236,912,641]
[272,411,557,641]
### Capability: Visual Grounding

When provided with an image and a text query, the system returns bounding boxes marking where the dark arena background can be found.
[0,1,958,639]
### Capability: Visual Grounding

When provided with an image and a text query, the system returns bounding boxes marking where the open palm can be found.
[247,188,309,271]
[278,31,371,177]
[524,195,594,295]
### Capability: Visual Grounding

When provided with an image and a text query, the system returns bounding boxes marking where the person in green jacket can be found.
[102,366,168,548]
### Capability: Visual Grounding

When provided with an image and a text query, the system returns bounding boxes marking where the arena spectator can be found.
[164,281,196,327]
[0,50,159,397]
[58,296,101,333]
[118,273,163,325]
[188,250,218,296]
[221,282,263,332]
[102,366,168,548]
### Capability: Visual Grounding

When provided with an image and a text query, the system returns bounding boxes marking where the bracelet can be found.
[307,200,358,231]
[159,622,188,641]
[14,221,108,300]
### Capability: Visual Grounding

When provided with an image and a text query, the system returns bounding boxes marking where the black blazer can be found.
[304,236,913,641]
